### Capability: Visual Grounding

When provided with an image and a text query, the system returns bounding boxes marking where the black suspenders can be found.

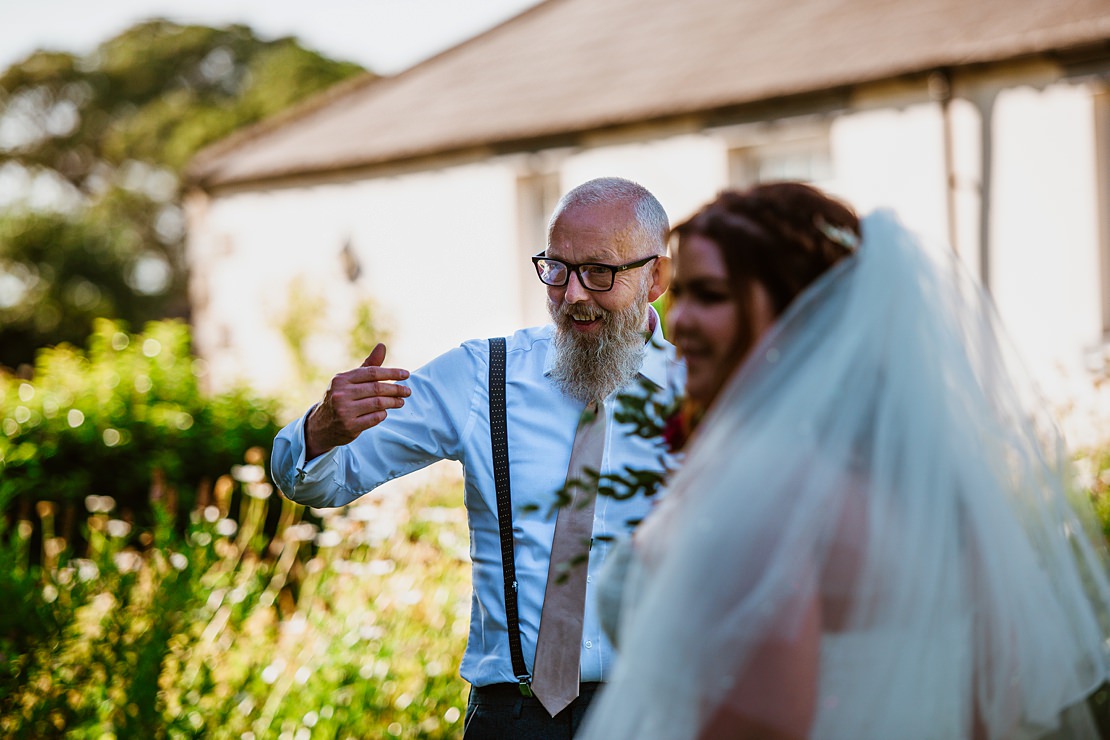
[487,337,532,694]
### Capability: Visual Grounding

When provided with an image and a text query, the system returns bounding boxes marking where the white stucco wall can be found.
[831,99,949,248]
[188,162,524,404]
[828,77,1107,445]
[989,83,1101,378]
[989,82,1107,446]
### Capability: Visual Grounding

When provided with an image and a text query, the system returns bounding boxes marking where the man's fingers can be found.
[350,395,406,415]
[355,410,389,429]
[336,375,411,400]
[380,381,411,396]
[320,345,410,441]
[334,385,410,412]
[361,342,387,368]
[347,345,408,382]
[347,365,410,383]
[327,396,404,438]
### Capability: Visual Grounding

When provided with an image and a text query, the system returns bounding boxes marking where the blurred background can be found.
[4,0,1110,736]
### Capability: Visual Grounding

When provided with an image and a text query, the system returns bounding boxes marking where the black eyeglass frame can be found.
[531,252,659,292]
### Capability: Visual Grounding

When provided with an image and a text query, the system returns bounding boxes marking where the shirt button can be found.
[584,640,593,649]
[586,576,592,583]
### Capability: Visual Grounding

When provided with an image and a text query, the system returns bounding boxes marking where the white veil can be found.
[581,210,1110,739]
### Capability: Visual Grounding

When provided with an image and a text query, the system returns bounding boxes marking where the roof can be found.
[187,0,1110,189]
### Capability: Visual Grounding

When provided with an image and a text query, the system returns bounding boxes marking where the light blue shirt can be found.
[271,314,683,687]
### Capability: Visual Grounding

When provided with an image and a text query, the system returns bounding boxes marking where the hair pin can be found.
[815,216,859,251]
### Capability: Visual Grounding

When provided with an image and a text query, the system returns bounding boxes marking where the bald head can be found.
[548,177,669,258]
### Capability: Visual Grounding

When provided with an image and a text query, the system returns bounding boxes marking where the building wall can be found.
[187,61,1109,443]
[187,162,528,407]
[990,83,1101,381]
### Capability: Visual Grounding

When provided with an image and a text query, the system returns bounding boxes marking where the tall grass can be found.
[0,460,471,739]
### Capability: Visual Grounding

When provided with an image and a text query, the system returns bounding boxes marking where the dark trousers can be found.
[463,682,601,739]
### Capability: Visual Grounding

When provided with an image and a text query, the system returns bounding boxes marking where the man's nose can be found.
[564,270,591,303]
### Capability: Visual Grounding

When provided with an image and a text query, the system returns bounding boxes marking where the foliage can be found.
[0,20,364,186]
[0,464,471,738]
[0,20,367,369]
[0,196,171,372]
[650,293,668,336]
[0,317,469,736]
[529,374,679,581]
[0,318,280,525]
[1080,448,1110,543]
[534,369,679,528]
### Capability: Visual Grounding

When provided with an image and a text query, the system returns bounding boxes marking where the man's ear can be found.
[647,254,672,303]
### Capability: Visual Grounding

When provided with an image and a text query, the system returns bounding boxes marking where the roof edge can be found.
[187,13,1110,190]
[184,69,383,183]
[184,0,555,185]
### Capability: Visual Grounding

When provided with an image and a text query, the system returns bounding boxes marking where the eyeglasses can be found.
[531,252,659,292]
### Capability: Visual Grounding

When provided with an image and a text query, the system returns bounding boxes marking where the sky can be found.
[0,0,544,76]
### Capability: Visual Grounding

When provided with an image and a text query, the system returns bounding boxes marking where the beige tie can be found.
[531,400,606,717]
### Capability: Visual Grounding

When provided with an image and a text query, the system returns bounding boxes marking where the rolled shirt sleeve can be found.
[271,344,482,508]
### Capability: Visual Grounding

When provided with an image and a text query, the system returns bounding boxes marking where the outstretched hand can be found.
[304,343,411,460]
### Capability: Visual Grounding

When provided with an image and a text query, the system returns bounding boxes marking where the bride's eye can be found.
[692,287,730,305]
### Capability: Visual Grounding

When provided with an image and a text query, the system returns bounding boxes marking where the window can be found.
[723,116,834,191]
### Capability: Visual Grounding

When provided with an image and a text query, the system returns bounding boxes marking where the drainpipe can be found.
[975,89,997,293]
[929,69,959,253]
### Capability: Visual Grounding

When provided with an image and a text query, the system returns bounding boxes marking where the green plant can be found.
[0,318,280,528]
[1,461,471,738]
[0,317,471,737]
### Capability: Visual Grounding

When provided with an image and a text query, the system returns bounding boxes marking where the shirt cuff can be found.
[293,403,343,482]
[272,404,340,497]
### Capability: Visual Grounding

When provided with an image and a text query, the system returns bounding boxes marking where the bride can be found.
[581,184,1110,739]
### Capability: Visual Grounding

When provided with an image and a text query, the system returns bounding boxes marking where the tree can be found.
[0,20,367,370]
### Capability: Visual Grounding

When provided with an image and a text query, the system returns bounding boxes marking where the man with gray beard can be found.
[271,177,684,739]
[546,251,656,406]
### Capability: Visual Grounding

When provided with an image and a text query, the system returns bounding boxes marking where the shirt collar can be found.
[542,306,673,391]
[638,305,672,391]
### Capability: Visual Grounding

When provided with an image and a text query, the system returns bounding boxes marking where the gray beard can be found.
[548,288,649,404]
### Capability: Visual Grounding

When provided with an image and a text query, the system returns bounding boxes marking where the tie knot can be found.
[581,401,603,427]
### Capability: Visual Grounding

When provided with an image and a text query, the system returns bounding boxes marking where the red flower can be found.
[661,407,688,453]
[661,403,706,453]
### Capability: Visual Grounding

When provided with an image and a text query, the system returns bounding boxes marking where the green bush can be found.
[0,321,470,737]
[0,318,280,527]
[0,468,470,738]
